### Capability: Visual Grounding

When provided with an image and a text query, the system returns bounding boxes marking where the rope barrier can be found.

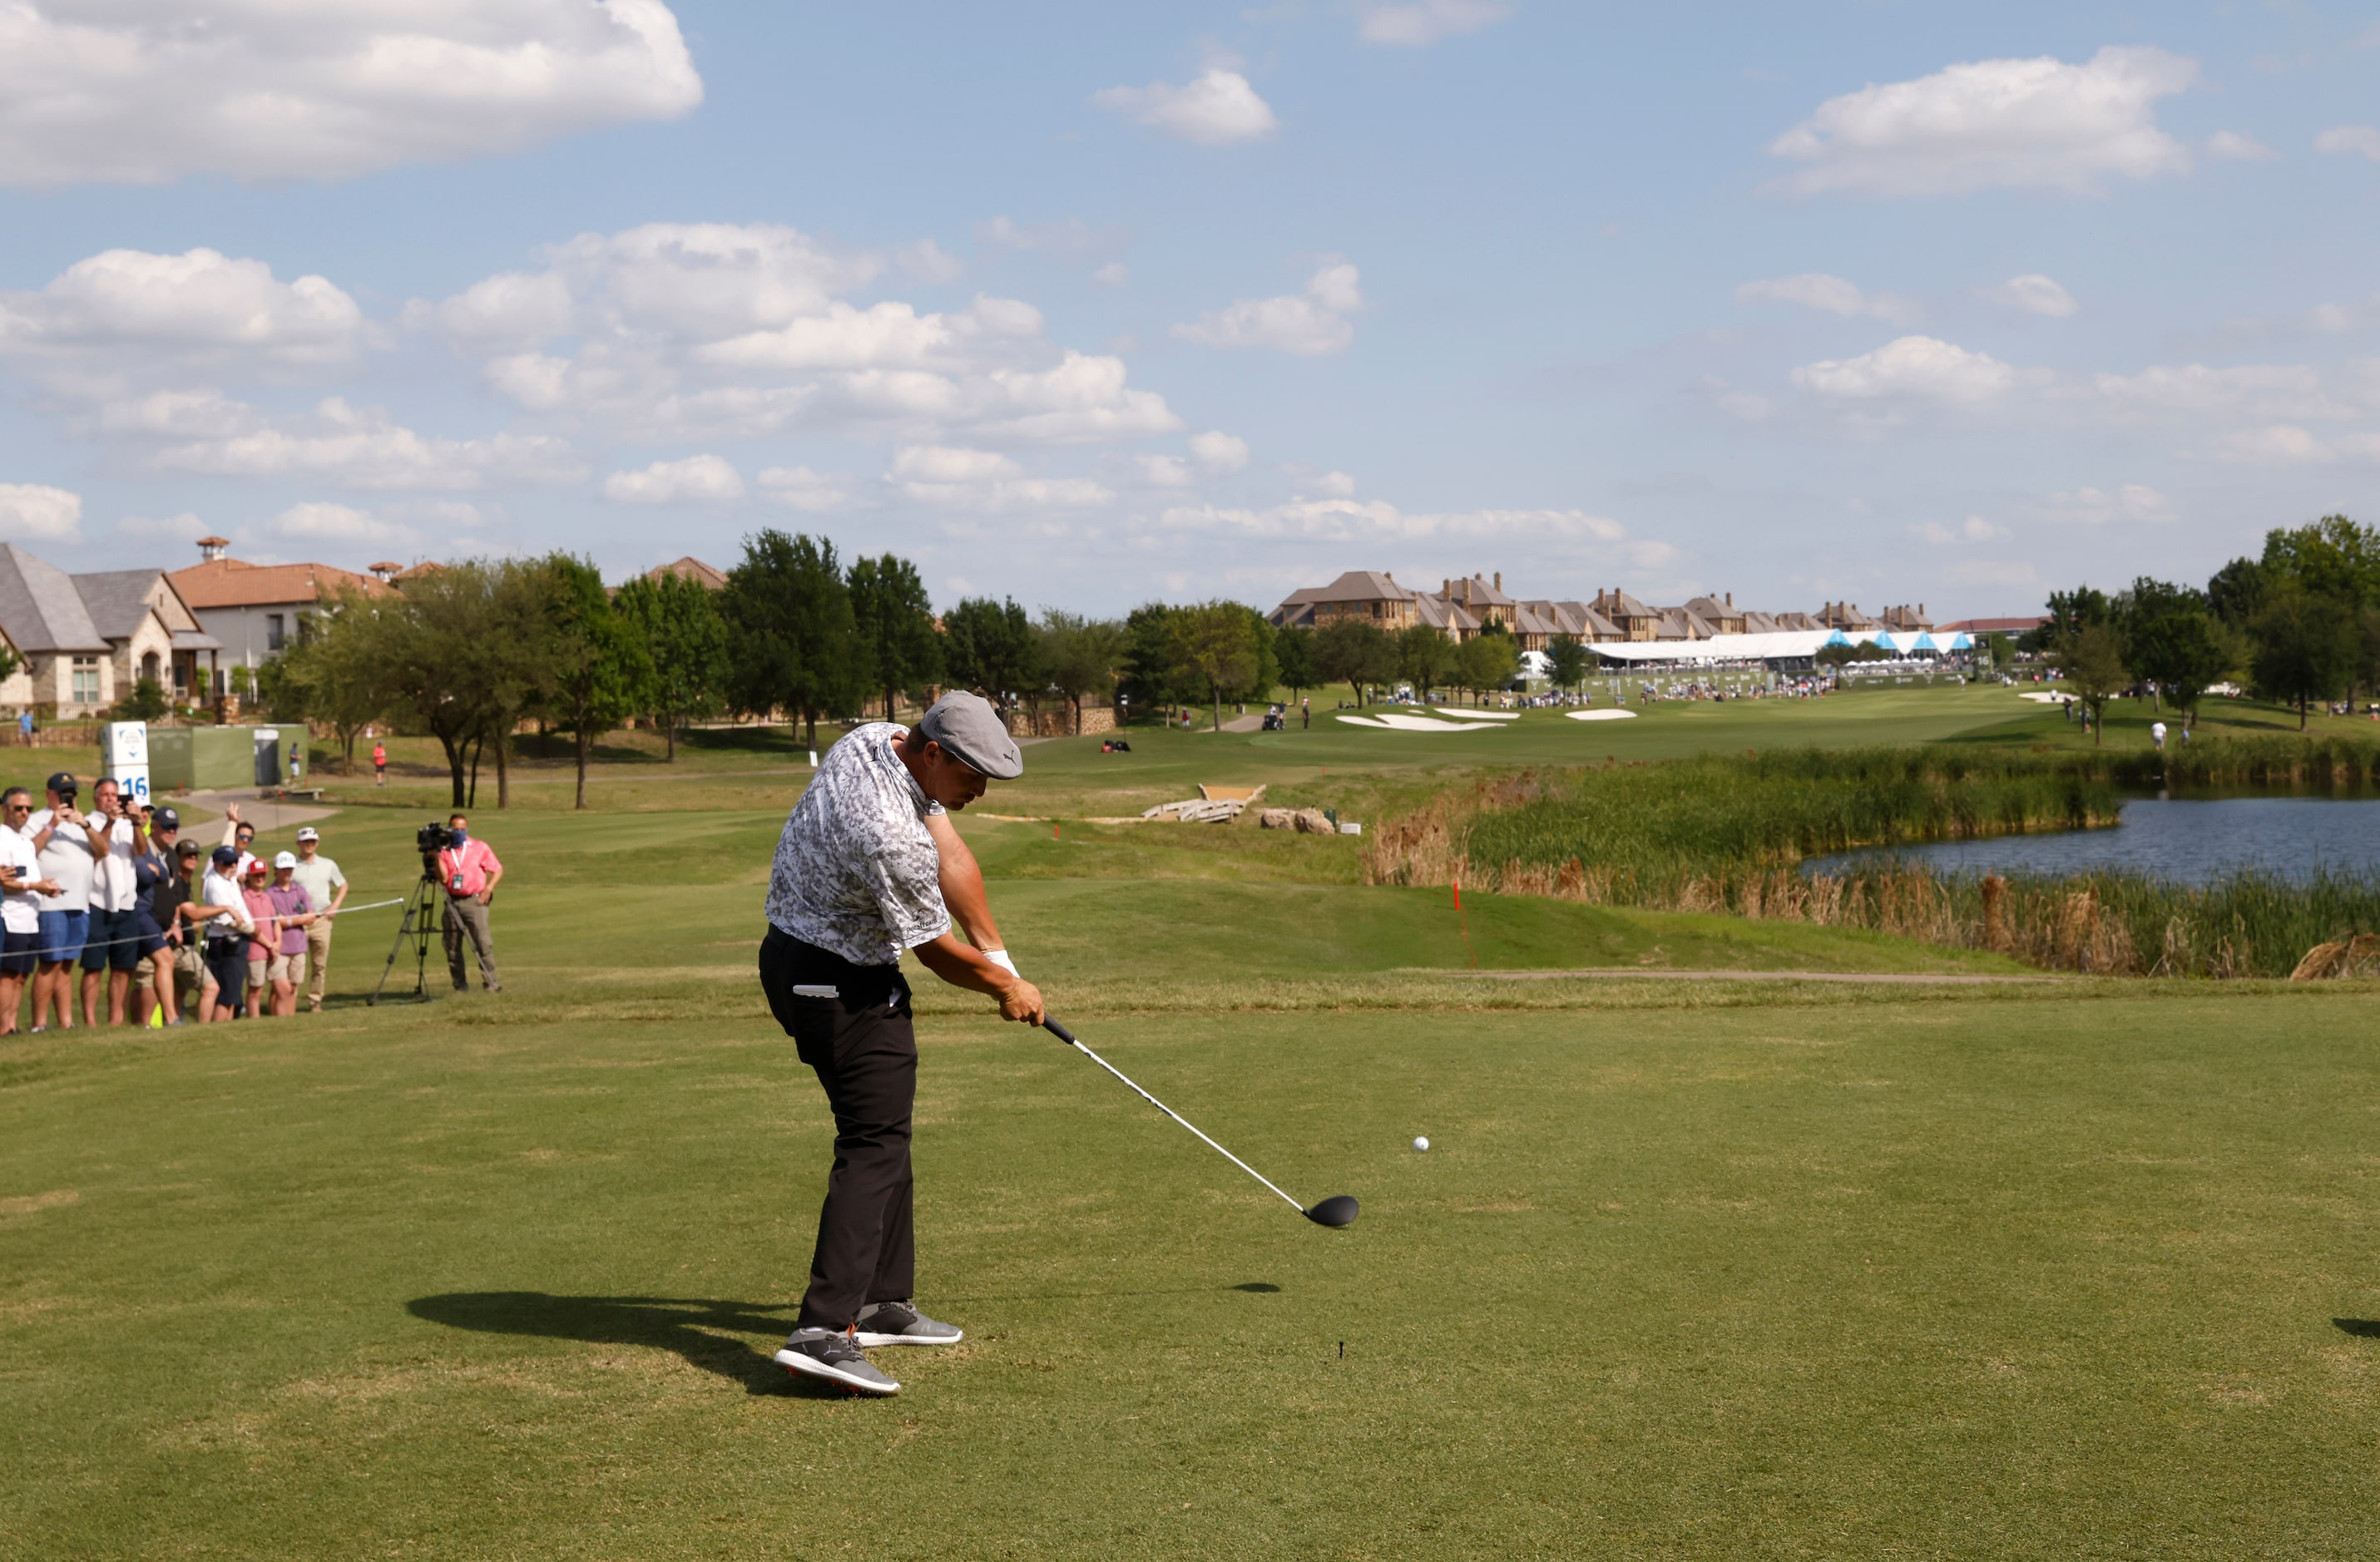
[15,896,407,957]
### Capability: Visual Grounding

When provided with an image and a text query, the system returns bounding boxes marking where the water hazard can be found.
[1804,795,2380,885]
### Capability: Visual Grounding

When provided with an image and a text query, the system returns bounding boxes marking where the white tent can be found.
[1591,629,1843,666]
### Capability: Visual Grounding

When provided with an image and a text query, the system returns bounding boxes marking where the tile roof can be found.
[1306,570,1415,603]
[0,544,108,653]
[646,556,730,590]
[169,556,387,609]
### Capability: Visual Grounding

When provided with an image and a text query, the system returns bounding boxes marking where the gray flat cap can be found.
[917,691,1023,779]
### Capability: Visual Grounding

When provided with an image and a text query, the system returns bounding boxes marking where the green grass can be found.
[7,791,2380,1558]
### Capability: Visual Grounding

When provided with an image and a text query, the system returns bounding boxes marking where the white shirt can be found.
[764,723,950,966]
[200,868,254,937]
[0,828,42,935]
[90,814,139,912]
[24,810,96,913]
[289,854,344,911]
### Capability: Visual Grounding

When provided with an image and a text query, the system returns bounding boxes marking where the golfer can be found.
[760,690,1043,1396]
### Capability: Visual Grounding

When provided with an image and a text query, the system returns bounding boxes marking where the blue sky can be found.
[2,2,2377,620]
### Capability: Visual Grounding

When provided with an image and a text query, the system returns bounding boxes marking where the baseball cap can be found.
[176,840,201,858]
[210,845,240,868]
[151,807,180,830]
[243,858,268,877]
[45,770,77,795]
[294,827,319,842]
[273,850,298,869]
[915,691,1023,780]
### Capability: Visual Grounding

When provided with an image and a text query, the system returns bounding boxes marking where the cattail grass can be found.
[1362,742,2380,978]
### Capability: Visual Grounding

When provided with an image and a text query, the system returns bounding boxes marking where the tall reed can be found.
[1359,741,2380,977]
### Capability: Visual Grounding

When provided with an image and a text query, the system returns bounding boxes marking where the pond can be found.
[1804,795,2380,884]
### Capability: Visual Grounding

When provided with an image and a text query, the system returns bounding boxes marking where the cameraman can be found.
[434,813,502,993]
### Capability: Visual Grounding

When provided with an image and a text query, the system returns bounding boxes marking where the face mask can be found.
[449,827,468,845]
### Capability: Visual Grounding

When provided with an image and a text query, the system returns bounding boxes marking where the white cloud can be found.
[1157,498,1655,555]
[1091,263,1131,289]
[1912,514,2008,544]
[1173,262,1363,355]
[2305,295,2380,334]
[1134,454,1194,488]
[1094,70,1279,146]
[1311,470,1358,498]
[1792,336,2021,404]
[2089,363,2355,422]
[601,453,745,504]
[1734,273,1918,323]
[0,248,365,371]
[895,240,964,284]
[2041,484,2174,524]
[756,466,849,512]
[1356,1,1512,46]
[2315,126,2380,161]
[437,221,1179,447]
[1190,430,1250,474]
[976,215,1129,259]
[2207,131,2278,161]
[2210,425,2380,466]
[267,501,417,546]
[406,269,575,348]
[114,510,210,541]
[887,444,1111,511]
[151,396,586,490]
[0,482,82,540]
[1980,274,2078,317]
[1766,47,2198,197]
[0,0,700,186]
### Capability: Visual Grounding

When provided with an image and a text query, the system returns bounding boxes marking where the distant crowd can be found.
[0,779,349,1033]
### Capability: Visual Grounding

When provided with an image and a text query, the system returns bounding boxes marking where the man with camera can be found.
[82,779,151,1026]
[434,813,502,993]
[22,772,106,1032]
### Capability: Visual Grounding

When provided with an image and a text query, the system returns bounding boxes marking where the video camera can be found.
[417,822,458,854]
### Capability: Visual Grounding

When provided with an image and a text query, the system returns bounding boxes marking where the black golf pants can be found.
[760,927,917,1332]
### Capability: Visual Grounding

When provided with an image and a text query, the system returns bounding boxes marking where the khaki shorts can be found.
[269,952,307,986]
[245,956,269,991]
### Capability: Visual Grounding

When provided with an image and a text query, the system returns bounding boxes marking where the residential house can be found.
[1589,589,1665,641]
[1816,601,1881,632]
[1878,603,1932,631]
[647,556,730,590]
[1684,594,1749,635]
[0,544,219,714]
[1938,615,2047,638]
[168,536,387,694]
[1268,570,1421,630]
[1520,599,1620,645]
[1434,573,1517,638]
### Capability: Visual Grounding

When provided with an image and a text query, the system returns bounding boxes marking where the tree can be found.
[1274,625,1318,704]
[2249,587,2358,730]
[1118,603,1184,717]
[544,554,656,810]
[2043,586,2112,645]
[1038,610,1125,734]
[2360,606,2380,707]
[1396,624,1454,702]
[255,590,393,774]
[112,677,168,722]
[614,571,729,760]
[2205,556,2270,628]
[2116,577,2229,724]
[1455,630,1520,699]
[847,554,942,724]
[1545,635,1590,694]
[2260,515,2380,607]
[1314,617,1396,705]
[720,531,863,751]
[942,596,1041,730]
[370,560,552,808]
[1169,601,1261,730]
[2055,622,2128,744]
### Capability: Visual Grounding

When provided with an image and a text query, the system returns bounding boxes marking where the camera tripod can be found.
[370,863,444,1006]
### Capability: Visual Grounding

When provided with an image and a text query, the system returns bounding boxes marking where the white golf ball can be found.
[1412,1136,1430,1152]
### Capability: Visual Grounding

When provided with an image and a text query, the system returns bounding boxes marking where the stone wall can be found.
[1012,703,1117,739]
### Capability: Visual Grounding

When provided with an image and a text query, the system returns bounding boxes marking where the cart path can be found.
[175,788,341,832]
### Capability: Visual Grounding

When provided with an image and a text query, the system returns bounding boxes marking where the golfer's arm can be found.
[924,813,1003,952]
[912,933,1042,1019]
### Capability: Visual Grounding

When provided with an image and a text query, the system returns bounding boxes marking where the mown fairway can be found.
[3,778,2378,1560]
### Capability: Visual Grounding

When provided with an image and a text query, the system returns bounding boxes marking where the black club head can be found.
[1304,1195,1360,1228]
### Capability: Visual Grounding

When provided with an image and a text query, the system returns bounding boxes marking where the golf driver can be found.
[1042,1017,1359,1228]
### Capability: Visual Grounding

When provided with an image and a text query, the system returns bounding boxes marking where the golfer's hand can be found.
[997,976,1045,1026]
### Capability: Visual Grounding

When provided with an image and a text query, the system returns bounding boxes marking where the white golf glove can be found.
[982,949,1018,977]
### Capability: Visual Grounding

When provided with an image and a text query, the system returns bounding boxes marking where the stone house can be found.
[0,544,219,715]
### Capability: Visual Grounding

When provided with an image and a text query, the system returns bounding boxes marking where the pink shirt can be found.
[241,887,277,956]
[437,838,502,898]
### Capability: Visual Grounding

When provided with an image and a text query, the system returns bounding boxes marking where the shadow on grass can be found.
[408,1291,839,1397]
[2335,1318,2380,1338]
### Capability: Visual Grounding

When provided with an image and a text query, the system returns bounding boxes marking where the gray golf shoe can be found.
[854,1299,963,1347]
[774,1327,899,1395]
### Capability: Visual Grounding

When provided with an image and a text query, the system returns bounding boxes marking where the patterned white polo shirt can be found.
[764,723,949,966]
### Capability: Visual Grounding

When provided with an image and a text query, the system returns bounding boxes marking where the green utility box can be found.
[149,726,270,792]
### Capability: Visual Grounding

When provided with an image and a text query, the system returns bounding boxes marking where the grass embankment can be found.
[1365,740,2380,977]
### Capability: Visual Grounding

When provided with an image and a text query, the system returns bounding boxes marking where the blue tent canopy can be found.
[1910,631,1938,651]
[1823,629,1852,646]
[1869,630,1903,653]
[1944,630,1973,650]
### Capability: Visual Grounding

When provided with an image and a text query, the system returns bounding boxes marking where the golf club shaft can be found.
[1043,1018,1308,1215]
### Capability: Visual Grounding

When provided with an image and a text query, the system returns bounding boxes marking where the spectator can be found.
[81,779,149,1026]
[436,812,503,993]
[193,846,254,1024]
[146,838,204,1026]
[23,772,105,1033]
[373,740,387,788]
[265,852,317,1018]
[0,788,62,1035]
[289,827,347,1013]
[219,803,259,876]
[239,861,276,1019]
[125,805,178,1026]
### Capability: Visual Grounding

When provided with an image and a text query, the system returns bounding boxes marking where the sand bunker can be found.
[1565,709,1640,721]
